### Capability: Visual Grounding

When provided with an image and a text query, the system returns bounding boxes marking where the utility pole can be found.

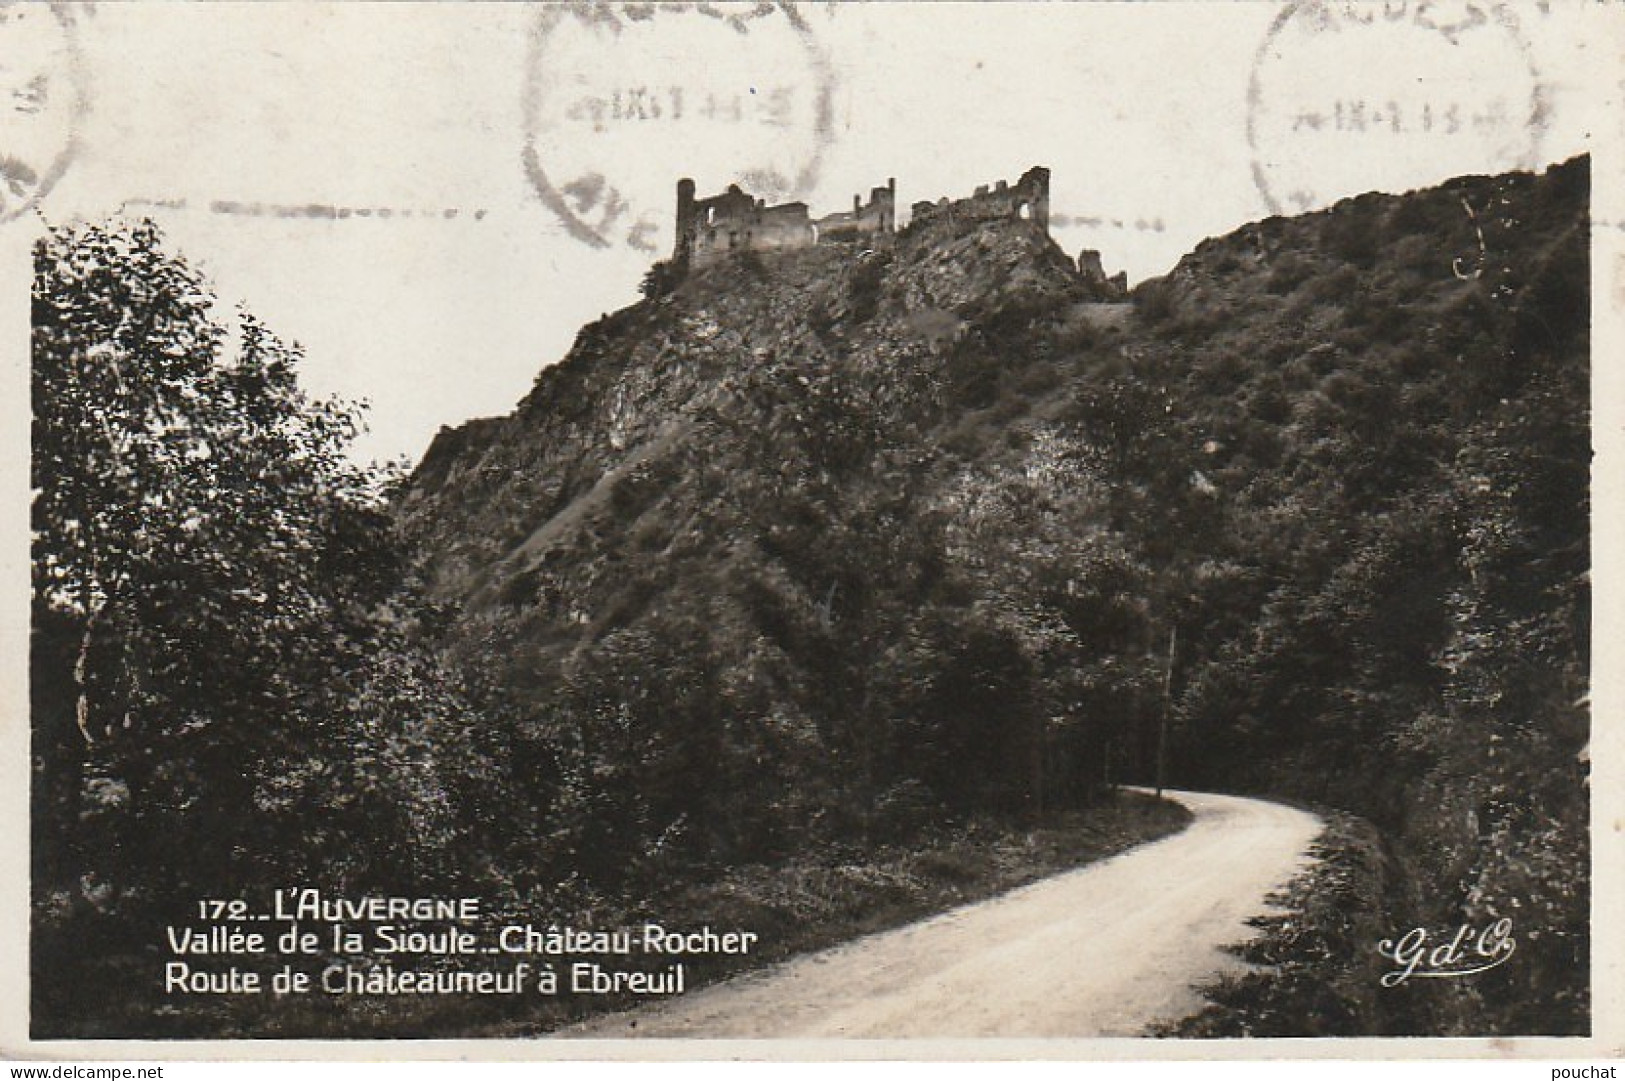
[1157,624,1176,798]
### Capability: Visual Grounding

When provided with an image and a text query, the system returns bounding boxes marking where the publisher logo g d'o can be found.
[1376,917,1516,987]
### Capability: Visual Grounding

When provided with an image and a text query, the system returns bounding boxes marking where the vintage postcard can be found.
[3,0,1621,1062]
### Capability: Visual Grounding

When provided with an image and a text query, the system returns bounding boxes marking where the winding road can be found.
[568,790,1322,1038]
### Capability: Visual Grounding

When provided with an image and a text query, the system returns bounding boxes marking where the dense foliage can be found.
[31,221,484,1033]
[1131,159,1589,1033]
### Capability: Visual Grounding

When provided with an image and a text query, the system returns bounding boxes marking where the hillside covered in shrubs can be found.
[401,155,1589,1035]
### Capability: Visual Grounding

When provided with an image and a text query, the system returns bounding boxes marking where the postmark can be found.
[1247,0,1547,215]
[119,196,491,222]
[0,1,86,223]
[521,1,834,253]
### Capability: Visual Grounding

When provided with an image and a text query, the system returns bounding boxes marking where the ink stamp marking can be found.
[1248,0,1546,215]
[0,1,85,223]
[522,2,834,253]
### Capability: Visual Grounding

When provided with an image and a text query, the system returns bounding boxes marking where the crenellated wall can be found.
[909,166,1050,234]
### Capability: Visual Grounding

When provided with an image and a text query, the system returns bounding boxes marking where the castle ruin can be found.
[675,177,896,267]
[909,166,1049,234]
[671,166,1053,269]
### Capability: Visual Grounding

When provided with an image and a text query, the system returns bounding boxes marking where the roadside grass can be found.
[1151,808,1400,1037]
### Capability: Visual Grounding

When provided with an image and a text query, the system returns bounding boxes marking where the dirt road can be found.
[568,790,1322,1038]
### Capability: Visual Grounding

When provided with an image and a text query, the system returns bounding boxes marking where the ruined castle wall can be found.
[679,180,763,265]
[909,166,1050,233]
[815,206,884,243]
[748,201,816,254]
[819,197,882,240]
[691,213,812,261]
[693,187,764,263]
[672,176,900,266]
[814,180,895,245]
[680,184,815,264]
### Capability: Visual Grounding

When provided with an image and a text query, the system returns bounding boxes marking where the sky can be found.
[10,0,1612,465]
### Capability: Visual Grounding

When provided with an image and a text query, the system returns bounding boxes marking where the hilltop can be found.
[398,156,1589,1035]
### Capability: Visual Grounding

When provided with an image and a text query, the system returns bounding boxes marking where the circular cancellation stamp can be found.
[1247,0,1547,216]
[0,1,85,223]
[522,1,835,254]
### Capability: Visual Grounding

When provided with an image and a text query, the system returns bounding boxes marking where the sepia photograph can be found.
[6,0,1619,1058]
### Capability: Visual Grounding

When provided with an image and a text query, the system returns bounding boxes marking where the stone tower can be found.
[674,177,698,266]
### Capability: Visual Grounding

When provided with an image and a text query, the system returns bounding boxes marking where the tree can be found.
[31,219,459,898]
[639,258,682,300]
